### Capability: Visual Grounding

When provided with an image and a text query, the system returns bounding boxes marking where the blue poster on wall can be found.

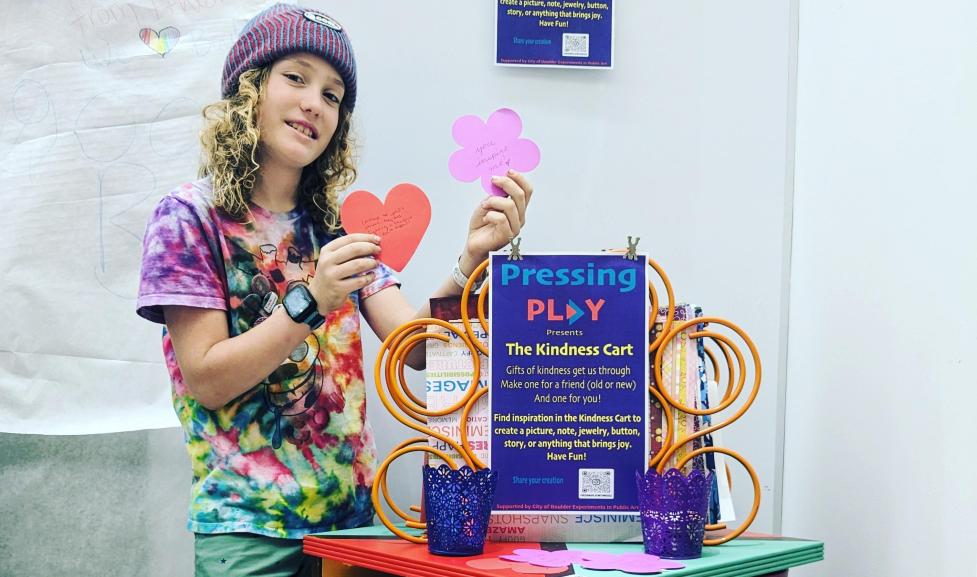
[489,253,647,513]
[496,0,614,68]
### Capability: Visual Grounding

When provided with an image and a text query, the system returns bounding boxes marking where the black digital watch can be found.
[283,284,325,330]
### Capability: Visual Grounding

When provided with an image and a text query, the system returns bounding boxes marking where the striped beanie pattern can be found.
[221,3,357,109]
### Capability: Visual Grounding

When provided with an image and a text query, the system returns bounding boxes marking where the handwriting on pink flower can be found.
[448,108,540,197]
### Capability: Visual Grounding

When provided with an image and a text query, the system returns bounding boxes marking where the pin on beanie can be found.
[221,3,357,109]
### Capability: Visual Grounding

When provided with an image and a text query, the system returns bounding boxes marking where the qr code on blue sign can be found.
[562,33,590,57]
[578,468,613,499]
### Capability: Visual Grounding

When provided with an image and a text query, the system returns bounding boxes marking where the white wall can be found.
[784,1,977,575]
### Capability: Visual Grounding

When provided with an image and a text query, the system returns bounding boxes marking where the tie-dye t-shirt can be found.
[136,177,398,538]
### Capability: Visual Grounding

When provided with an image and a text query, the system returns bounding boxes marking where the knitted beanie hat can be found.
[221,3,357,110]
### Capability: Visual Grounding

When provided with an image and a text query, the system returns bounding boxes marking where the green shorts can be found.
[194,533,322,577]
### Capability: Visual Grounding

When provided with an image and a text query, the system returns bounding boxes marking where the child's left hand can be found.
[458,170,534,274]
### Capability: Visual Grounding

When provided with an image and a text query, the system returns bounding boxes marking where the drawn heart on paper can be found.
[340,183,431,272]
[139,27,180,56]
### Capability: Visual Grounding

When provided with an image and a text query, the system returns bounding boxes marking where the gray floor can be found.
[0,428,194,577]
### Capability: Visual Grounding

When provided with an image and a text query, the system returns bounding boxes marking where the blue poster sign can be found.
[489,253,647,513]
[496,0,614,68]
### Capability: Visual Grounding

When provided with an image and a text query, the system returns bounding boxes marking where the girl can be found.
[137,4,532,576]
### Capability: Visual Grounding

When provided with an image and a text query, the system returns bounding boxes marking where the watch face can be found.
[284,285,313,313]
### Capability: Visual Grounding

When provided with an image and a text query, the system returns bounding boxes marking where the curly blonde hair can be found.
[199,66,357,234]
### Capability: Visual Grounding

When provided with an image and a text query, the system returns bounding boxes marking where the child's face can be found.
[256,53,346,172]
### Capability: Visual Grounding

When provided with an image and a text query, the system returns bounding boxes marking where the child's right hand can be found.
[309,233,381,315]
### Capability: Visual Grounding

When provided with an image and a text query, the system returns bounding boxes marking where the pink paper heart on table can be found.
[448,108,540,197]
[340,183,431,272]
[466,556,569,575]
[511,564,570,574]
[501,549,587,568]
[466,558,524,570]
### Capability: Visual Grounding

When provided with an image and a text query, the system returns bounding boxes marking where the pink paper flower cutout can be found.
[448,108,540,197]
[579,551,685,574]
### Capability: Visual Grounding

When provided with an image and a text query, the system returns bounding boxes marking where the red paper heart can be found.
[340,183,431,272]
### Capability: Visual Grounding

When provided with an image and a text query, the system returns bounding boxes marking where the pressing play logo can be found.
[498,261,637,293]
[527,298,604,325]
[500,258,632,325]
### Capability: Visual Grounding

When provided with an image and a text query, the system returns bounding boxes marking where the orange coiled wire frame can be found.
[649,317,763,546]
[372,301,491,543]
[370,254,761,547]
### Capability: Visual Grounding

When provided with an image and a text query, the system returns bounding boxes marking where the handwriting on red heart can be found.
[340,183,431,272]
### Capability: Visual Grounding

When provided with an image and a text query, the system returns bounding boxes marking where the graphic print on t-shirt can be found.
[233,240,333,449]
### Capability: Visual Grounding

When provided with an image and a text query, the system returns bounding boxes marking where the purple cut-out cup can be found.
[423,465,497,556]
[635,467,714,559]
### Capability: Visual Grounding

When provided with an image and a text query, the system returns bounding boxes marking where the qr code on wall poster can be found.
[562,33,590,57]
[578,468,614,499]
